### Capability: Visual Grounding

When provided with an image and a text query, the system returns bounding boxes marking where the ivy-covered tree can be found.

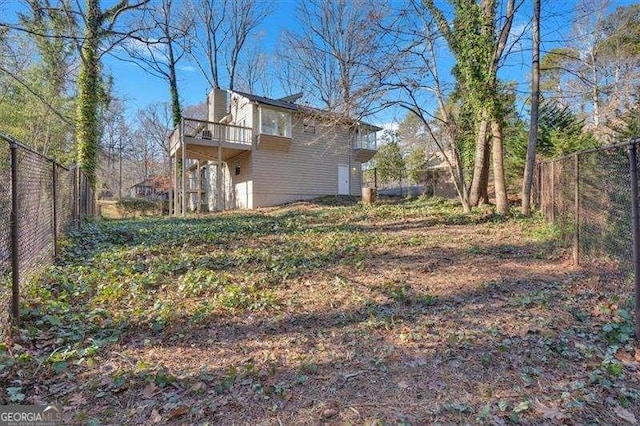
[74,0,149,187]
[424,0,519,214]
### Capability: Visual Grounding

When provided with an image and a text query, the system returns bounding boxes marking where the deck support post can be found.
[216,144,222,212]
[197,160,202,213]
[181,119,187,217]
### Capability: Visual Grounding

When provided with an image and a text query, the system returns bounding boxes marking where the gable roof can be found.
[232,90,299,111]
[231,89,382,131]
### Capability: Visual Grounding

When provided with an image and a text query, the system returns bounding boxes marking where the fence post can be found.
[52,161,58,258]
[628,140,640,352]
[9,140,19,324]
[550,161,555,223]
[374,168,378,189]
[72,167,78,228]
[536,163,542,208]
[573,153,579,266]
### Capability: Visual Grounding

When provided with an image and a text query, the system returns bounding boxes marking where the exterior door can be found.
[338,164,350,195]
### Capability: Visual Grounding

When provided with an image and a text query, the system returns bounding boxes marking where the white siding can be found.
[207,89,228,122]
[231,94,254,129]
[229,151,253,209]
[251,111,363,208]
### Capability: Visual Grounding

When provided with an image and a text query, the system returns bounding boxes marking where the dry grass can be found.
[1,196,638,424]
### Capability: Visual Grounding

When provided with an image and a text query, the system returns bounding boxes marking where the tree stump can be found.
[362,187,377,204]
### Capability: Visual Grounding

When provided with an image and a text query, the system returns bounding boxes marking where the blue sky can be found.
[103,0,298,117]
[103,0,552,127]
[4,0,637,128]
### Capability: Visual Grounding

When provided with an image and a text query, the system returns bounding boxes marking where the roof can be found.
[129,175,170,190]
[299,105,383,132]
[231,90,383,132]
[232,90,299,111]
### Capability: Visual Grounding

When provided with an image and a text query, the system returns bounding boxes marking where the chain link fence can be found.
[535,139,640,348]
[535,141,636,266]
[362,167,457,198]
[1,133,94,340]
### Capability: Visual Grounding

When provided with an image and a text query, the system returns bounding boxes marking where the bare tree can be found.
[99,99,132,198]
[185,0,271,91]
[381,1,471,211]
[522,0,540,215]
[122,0,191,126]
[135,102,173,172]
[278,0,392,118]
[131,126,162,182]
[225,0,271,90]
[234,35,272,95]
[541,1,640,140]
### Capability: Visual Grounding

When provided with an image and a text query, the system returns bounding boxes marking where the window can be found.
[260,107,292,138]
[356,128,377,150]
[234,159,241,176]
[303,120,316,134]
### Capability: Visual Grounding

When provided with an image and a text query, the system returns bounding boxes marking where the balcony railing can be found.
[354,132,377,151]
[170,118,253,152]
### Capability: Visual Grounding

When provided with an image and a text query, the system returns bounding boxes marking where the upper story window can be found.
[355,128,377,150]
[260,107,292,138]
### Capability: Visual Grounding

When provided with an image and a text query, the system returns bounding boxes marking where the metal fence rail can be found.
[534,139,639,348]
[1,133,94,340]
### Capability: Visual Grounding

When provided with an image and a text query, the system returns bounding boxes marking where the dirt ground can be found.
[1,197,638,424]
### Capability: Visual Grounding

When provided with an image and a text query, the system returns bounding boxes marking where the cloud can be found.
[178,65,196,72]
[121,38,168,62]
[379,122,399,132]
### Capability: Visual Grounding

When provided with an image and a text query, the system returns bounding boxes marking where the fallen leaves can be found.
[148,409,162,424]
[167,406,189,420]
[321,408,338,419]
[534,400,565,420]
[2,197,638,425]
[142,383,162,399]
[615,406,638,425]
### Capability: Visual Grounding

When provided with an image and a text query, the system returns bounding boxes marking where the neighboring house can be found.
[128,175,170,200]
[169,88,380,214]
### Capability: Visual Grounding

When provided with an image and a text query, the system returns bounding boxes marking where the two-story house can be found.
[169,88,380,214]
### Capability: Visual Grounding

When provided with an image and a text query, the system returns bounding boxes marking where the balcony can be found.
[169,118,253,161]
[169,118,253,216]
[353,132,377,163]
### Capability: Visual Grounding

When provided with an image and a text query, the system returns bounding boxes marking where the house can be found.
[168,88,381,214]
[128,175,170,200]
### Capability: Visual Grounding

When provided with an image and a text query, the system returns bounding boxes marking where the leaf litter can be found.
[0,196,638,424]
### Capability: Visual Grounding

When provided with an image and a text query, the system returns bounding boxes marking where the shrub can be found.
[116,198,161,217]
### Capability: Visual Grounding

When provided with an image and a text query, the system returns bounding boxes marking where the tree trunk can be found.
[491,119,508,214]
[468,115,489,206]
[521,0,540,215]
[592,66,600,129]
[479,142,490,204]
[166,40,182,127]
[75,0,101,188]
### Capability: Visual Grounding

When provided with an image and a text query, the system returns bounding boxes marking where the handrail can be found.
[179,117,252,131]
[169,117,253,153]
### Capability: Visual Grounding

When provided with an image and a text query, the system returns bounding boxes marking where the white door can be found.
[338,164,350,195]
